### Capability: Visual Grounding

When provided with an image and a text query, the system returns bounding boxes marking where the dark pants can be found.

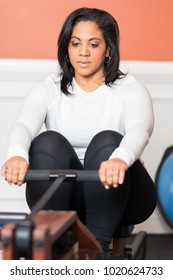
[26,130,157,252]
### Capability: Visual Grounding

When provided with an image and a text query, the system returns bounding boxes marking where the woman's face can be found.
[68,21,109,81]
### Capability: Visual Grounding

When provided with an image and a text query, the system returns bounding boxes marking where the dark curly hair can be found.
[57,7,124,95]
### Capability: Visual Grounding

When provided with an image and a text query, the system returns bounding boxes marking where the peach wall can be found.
[0,0,173,60]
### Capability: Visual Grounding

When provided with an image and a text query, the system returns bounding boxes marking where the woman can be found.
[1,7,157,252]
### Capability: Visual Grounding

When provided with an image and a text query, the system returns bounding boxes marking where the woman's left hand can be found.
[99,158,128,189]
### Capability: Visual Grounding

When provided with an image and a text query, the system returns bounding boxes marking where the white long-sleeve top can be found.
[7,73,154,167]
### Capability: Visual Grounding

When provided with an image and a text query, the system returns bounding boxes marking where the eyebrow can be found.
[70,36,102,41]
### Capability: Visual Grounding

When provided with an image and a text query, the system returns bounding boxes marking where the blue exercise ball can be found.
[156,151,173,228]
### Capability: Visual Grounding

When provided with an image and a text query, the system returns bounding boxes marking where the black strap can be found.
[28,175,65,219]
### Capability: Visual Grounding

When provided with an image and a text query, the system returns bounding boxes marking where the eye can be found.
[71,41,80,47]
[90,43,98,48]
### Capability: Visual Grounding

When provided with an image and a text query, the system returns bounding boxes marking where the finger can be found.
[105,168,114,185]
[118,168,126,184]
[18,168,27,186]
[99,171,106,185]
[112,167,119,187]
[99,162,107,184]
[104,184,110,190]
[1,164,7,178]
[99,164,111,190]
[5,166,13,184]
[11,167,19,185]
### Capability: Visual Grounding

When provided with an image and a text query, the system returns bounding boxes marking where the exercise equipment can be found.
[0,169,147,260]
[155,147,173,229]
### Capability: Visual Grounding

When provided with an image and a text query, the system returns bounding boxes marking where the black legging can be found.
[26,130,157,252]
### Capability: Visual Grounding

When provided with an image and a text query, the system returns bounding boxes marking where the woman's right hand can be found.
[1,156,29,186]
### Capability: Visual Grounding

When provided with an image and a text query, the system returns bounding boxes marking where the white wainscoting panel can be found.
[0,59,173,234]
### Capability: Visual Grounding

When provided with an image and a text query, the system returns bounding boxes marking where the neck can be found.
[74,73,105,92]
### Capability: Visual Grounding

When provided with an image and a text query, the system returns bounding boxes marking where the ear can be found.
[105,46,110,57]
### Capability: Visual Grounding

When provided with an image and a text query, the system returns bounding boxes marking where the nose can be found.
[79,43,90,56]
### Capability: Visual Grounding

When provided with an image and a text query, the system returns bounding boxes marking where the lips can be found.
[77,61,91,67]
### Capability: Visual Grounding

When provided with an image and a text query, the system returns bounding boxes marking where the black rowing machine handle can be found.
[25,169,99,182]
